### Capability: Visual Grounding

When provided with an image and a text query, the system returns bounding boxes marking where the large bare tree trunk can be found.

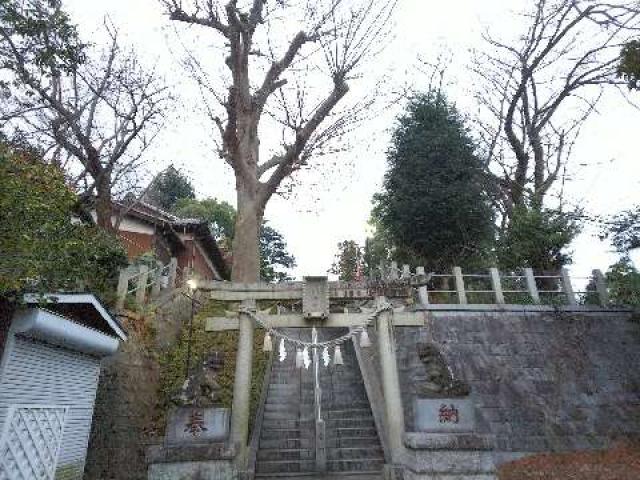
[95,170,114,232]
[231,183,263,282]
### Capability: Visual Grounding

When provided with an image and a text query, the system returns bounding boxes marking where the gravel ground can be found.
[498,443,640,480]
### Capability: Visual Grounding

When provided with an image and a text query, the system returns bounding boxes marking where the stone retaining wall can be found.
[395,309,640,465]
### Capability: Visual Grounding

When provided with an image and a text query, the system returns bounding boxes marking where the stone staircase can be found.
[319,329,385,477]
[255,328,384,479]
[256,329,316,477]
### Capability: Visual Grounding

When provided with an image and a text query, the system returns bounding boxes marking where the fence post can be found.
[415,266,429,305]
[592,269,609,306]
[561,267,577,305]
[524,268,540,304]
[389,261,399,280]
[489,268,505,304]
[401,264,411,279]
[136,265,149,306]
[453,266,467,304]
[116,269,130,310]
[167,257,178,289]
[151,261,162,298]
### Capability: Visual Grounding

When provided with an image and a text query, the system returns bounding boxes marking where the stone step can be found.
[268,375,307,381]
[273,391,367,402]
[317,383,367,392]
[262,411,314,421]
[265,398,315,406]
[255,459,316,474]
[325,408,373,419]
[327,458,385,472]
[257,448,315,461]
[327,446,384,461]
[268,384,300,390]
[326,427,378,438]
[260,429,313,440]
[259,437,314,450]
[266,392,313,400]
[255,472,383,479]
[264,403,314,411]
[319,375,364,382]
[268,378,307,382]
[269,370,307,375]
[321,401,371,410]
[261,419,376,433]
[326,436,381,448]
[325,418,375,429]
[318,393,369,404]
[319,388,367,396]
[262,419,315,430]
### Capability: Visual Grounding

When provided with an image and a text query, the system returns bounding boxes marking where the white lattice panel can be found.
[0,405,68,480]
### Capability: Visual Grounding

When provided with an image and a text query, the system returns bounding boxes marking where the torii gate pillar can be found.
[376,296,405,463]
[231,299,255,468]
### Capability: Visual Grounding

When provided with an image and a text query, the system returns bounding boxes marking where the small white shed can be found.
[0,294,126,480]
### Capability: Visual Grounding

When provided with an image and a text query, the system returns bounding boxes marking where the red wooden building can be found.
[110,201,229,281]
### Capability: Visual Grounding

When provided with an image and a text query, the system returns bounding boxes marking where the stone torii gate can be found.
[199,265,608,473]
[201,276,420,469]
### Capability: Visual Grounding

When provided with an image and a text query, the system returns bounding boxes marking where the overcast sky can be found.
[65,0,640,284]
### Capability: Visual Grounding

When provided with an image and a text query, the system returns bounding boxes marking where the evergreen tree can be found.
[0,144,126,301]
[145,165,196,211]
[259,225,296,283]
[496,206,581,272]
[329,240,364,281]
[174,197,236,243]
[605,257,640,307]
[619,40,640,90]
[602,205,640,253]
[371,92,495,271]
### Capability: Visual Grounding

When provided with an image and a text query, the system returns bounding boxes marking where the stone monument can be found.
[147,353,237,480]
[405,342,497,479]
[413,342,474,433]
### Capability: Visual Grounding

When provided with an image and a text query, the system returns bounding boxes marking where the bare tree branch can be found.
[471,0,638,218]
[165,0,396,281]
[1,22,170,229]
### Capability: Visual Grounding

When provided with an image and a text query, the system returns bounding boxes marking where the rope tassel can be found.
[263,332,273,352]
[334,345,344,366]
[322,347,330,367]
[360,328,372,348]
[296,348,304,368]
[302,346,310,369]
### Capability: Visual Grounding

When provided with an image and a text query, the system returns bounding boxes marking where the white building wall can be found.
[0,336,101,480]
[88,212,155,235]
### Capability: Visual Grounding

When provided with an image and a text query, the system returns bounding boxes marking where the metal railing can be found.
[380,262,609,306]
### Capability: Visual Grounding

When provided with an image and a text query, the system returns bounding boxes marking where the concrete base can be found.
[384,463,407,479]
[403,450,496,474]
[402,432,496,480]
[147,441,237,480]
[404,474,496,480]
[148,460,237,480]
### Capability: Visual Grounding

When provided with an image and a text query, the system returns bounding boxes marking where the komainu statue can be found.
[173,352,224,407]
[416,342,470,397]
